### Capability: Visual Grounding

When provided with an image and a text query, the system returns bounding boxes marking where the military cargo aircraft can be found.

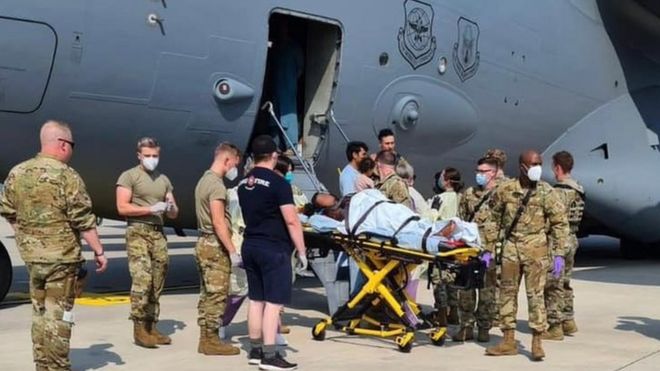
[0,0,658,301]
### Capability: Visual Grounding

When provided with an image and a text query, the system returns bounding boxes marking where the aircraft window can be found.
[379,53,389,66]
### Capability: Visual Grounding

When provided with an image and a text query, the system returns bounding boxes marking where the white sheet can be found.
[306,189,481,253]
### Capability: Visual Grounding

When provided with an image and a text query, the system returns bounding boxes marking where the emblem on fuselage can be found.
[453,17,480,82]
[398,0,437,70]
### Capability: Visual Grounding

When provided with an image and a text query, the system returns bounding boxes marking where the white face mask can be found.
[142,157,159,172]
[225,167,238,181]
[527,165,542,182]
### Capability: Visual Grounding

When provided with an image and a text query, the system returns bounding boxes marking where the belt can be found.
[199,231,216,238]
[127,221,164,232]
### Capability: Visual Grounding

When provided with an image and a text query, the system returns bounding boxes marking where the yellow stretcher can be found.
[305,231,482,353]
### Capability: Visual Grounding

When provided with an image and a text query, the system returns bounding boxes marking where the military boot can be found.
[531,331,545,361]
[485,329,517,356]
[542,324,564,341]
[146,321,172,345]
[451,326,474,342]
[447,306,460,325]
[198,326,240,356]
[133,321,158,348]
[477,327,490,343]
[562,320,578,335]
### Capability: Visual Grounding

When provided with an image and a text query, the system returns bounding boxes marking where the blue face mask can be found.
[284,172,294,184]
[475,173,489,187]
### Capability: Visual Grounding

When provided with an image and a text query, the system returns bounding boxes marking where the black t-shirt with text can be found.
[238,167,294,251]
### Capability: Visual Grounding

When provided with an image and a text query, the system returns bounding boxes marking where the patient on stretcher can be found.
[301,192,347,221]
[304,189,481,253]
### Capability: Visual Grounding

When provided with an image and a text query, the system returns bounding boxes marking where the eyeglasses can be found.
[58,138,75,149]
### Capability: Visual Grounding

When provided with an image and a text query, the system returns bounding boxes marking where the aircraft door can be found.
[0,17,56,113]
[252,12,343,163]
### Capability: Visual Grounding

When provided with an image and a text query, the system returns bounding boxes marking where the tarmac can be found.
[1,219,660,371]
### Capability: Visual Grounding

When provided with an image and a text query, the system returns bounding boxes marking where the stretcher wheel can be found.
[430,328,447,347]
[395,333,414,353]
[312,321,327,341]
[431,337,446,347]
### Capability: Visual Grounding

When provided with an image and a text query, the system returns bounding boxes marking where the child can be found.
[354,157,376,192]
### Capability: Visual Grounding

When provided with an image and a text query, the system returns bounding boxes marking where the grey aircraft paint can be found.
[0,1,658,248]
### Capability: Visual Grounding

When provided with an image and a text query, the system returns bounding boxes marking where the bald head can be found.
[40,120,72,146]
[40,120,74,162]
[519,150,541,167]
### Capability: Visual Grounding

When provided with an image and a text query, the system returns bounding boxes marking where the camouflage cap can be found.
[484,148,507,168]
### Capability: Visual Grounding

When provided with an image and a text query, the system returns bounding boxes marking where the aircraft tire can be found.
[0,242,12,302]
[619,238,648,260]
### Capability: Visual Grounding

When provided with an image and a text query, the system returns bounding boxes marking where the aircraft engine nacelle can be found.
[543,94,660,244]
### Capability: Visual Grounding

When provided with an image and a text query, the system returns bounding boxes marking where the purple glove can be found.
[552,256,565,279]
[480,252,493,268]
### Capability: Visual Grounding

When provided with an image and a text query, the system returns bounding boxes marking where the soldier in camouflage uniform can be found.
[116,137,179,348]
[485,150,569,361]
[485,148,509,181]
[483,148,510,328]
[453,157,500,343]
[543,151,585,340]
[193,142,242,356]
[0,121,108,371]
[375,150,412,209]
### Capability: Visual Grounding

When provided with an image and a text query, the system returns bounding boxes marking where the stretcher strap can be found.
[421,227,433,254]
[347,200,394,237]
[391,216,420,240]
[426,262,435,290]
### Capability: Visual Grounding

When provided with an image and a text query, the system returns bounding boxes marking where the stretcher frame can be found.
[308,231,481,352]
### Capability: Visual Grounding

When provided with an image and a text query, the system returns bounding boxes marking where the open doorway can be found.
[252,11,342,161]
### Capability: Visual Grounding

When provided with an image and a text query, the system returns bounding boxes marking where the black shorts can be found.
[242,240,293,305]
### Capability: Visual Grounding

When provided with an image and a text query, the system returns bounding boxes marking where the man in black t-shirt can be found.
[238,135,307,370]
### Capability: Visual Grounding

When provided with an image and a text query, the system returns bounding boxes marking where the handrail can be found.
[261,101,324,193]
[328,108,350,143]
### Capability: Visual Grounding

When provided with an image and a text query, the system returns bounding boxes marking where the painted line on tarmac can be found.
[615,348,660,370]
[76,295,130,306]
[1,285,199,307]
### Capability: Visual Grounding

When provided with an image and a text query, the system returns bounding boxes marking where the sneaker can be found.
[275,333,288,346]
[259,353,297,371]
[218,326,226,340]
[248,348,263,366]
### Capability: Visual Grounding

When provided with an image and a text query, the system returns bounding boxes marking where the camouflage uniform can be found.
[372,153,408,178]
[193,170,232,330]
[124,225,169,322]
[457,186,499,330]
[117,166,173,322]
[490,179,569,333]
[0,154,97,370]
[376,172,412,209]
[429,191,461,317]
[491,175,510,327]
[544,178,584,325]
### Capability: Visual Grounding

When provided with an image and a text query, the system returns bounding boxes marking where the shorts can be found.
[242,241,293,305]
